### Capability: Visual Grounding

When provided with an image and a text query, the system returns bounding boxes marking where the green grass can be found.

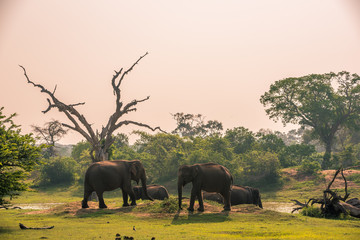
[1,205,360,239]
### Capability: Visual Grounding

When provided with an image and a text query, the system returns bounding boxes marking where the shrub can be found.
[299,158,321,176]
[301,206,323,218]
[39,157,79,185]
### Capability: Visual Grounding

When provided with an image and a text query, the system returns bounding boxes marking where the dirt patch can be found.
[322,169,360,189]
[282,168,360,189]
[23,200,263,217]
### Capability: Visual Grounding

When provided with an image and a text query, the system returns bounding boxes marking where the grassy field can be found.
[1,169,360,240]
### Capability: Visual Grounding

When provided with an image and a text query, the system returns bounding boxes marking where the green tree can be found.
[225,127,256,154]
[0,107,44,205]
[39,157,79,185]
[171,112,223,137]
[241,150,281,184]
[260,71,360,169]
[255,132,286,153]
[71,140,91,161]
[278,143,316,167]
[134,132,189,181]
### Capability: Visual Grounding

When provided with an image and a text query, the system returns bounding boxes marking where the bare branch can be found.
[21,52,163,162]
[118,52,148,86]
[115,120,166,133]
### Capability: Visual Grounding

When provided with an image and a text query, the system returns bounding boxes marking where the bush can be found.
[39,157,79,186]
[301,206,323,218]
[299,158,321,176]
[241,150,281,184]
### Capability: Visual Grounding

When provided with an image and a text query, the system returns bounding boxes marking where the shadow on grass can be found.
[171,210,230,225]
[75,205,136,218]
[0,226,14,235]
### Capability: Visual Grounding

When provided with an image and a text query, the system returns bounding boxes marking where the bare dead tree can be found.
[21,52,164,162]
[292,167,360,218]
[32,120,68,157]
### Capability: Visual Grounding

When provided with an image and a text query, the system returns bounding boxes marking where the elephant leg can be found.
[123,184,137,206]
[82,186,93,208]
[221,190,231,211]
[122,189,129,207]
[97,191,107,209]
[129,192,137,206]
[187,188,197,212]
[197,191,204,212]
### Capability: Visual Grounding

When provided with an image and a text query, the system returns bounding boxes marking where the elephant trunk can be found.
[178,178,183,209]
[141,174,153,201]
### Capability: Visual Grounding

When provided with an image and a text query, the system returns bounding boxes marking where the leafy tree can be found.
[255,131,286,153]
[225,127,256,154]
[32,120,68,157]
[39,157,79,185]
[260,71,360,169]
[241,150,281,184]
[172,112,223,137]
[0,107,44,205]
[278,143,316,167]
[134,132,189,181]
[71,140,91,161]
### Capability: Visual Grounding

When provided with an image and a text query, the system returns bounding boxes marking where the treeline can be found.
[37,129,358,188]
[35,113,360,188]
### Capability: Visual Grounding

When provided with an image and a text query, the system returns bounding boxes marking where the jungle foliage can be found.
[66,127,319,187]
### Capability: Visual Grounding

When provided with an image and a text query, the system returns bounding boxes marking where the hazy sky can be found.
[1,0,360,144]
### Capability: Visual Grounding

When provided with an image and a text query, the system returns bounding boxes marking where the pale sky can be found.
[1,0,360,144]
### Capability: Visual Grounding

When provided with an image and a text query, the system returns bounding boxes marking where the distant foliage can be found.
[39,157,79,185]
[298,157,321,176]
[279,144,316,168]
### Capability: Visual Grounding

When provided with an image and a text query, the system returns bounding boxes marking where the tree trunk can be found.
[338,202,360,218]
[322,141,332,170]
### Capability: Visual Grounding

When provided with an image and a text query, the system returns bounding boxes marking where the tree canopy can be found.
[171,112,223,137]
[0,107,44,205]
[260,71,360,169]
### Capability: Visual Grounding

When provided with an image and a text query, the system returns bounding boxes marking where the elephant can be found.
[231,185,263,208]
[81,160,153,209]
[203,185,263,208]
[133,184,169,200]
[178,163,233,212]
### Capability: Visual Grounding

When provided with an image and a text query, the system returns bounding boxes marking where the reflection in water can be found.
[263,202,297,214]
[12,203,63,210]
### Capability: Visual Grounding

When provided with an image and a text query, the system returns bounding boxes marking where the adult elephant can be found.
[178,163,233,212]
[81,160,153,209]
[133,184,169,200]
[203,185,263,208]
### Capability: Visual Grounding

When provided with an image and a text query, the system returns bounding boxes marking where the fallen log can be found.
[19,223,54,230]
[346,198,360,208]
[338,202,360,218]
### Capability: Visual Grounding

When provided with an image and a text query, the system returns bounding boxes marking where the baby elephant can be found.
[203,185,263,208]
[133,184,169,200]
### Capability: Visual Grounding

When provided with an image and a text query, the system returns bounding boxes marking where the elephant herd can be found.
[81,160,262,212]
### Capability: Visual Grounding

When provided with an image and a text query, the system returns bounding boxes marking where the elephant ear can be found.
[130,163,140,184]
[192,165,199,178]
